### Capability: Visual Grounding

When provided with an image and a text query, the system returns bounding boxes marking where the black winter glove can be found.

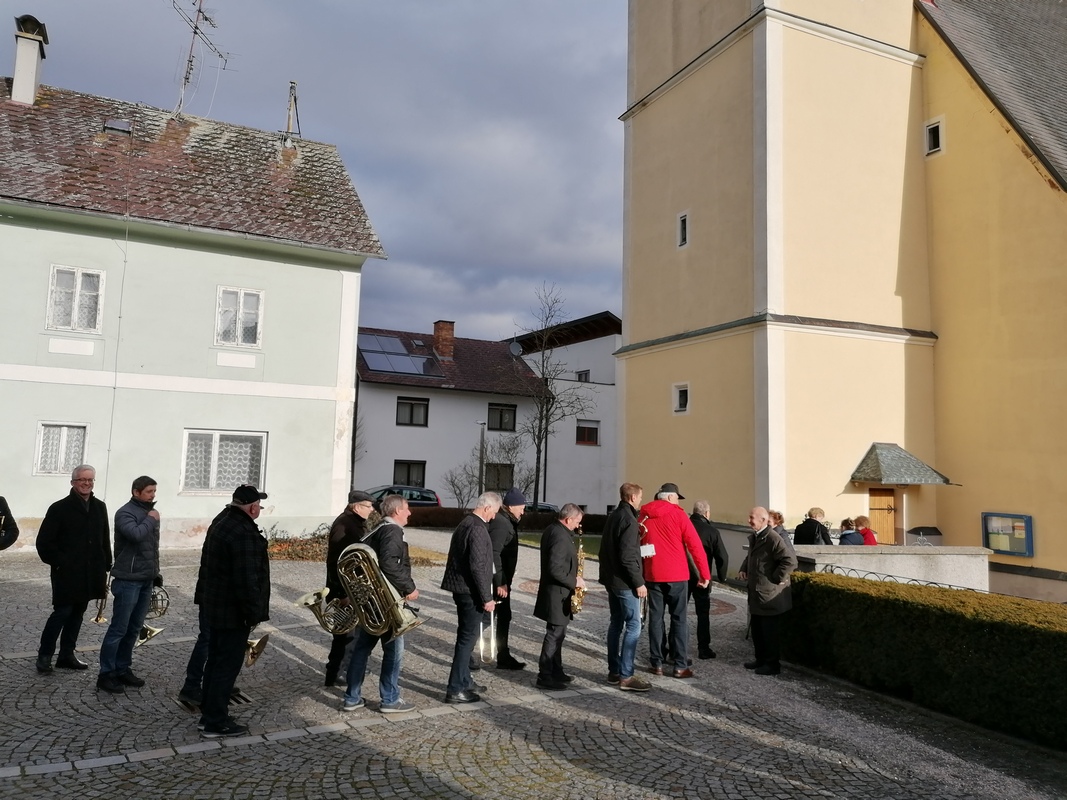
[153,574,164,588]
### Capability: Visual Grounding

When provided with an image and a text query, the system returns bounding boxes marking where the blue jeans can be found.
[446,593,481,694]
[607,588,643,679]
[343,628,404,706]
[647,581,689,671]
[99,578,153,676]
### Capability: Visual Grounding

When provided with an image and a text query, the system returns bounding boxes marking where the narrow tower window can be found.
[677,213,688,248]
[925,120,943,156]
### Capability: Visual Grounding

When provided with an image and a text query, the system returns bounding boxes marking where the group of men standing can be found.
[32,465,271,738]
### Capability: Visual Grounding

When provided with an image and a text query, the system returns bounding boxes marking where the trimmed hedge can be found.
[784,572,1067,749]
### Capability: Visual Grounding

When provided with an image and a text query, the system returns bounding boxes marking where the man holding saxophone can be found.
[533,503,585,691]
[342,493,418,713]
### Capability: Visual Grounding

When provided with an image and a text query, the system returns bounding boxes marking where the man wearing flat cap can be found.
[486,487,528,669]
[193,484,271,738]
[322,489,380,686]
[638,483,709,678]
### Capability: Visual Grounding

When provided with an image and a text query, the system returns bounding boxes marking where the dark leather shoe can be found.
[467,682,487,693]
[468,660,482,671]
[698,649,717,660]
[117,670,145,687]
[444,690,481,704]
[648,665,664,676]
[553,673,574,683]
[535,677,568,691]
[56,655,89,670]
[744,660,762,670]
[36,657,53,674]
[754,664,781,676]
[671,668,695,679]
[496,654,526,670]
[97,674,125,694]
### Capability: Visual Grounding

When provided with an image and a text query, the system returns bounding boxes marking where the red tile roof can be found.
[0,80,385,257]
[358,326,545,397]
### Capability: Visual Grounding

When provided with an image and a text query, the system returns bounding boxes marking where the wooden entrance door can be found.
[868,488,897,544]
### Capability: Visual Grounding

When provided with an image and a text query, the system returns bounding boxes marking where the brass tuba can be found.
[299,543,422,639]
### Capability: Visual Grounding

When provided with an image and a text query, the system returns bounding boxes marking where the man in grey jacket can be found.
[737,506,797,676]
[97,476,161,694]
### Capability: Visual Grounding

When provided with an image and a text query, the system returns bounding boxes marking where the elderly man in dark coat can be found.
[194,484,271,738]
[533,503,585,691]
[35,465,112,674]
[737,506,798,676]
[440,492,500,704]
[689,499,729,660]
[487,487,528,670]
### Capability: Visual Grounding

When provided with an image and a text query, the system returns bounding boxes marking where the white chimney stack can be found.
[11,14,48,105]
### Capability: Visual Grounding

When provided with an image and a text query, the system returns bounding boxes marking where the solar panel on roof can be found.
[359,332,442,376]
[376,336,406,353]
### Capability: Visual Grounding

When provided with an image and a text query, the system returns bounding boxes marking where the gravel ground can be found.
[0,527,1064,799]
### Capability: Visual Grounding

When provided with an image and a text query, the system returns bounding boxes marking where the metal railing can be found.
[818,563,985,593]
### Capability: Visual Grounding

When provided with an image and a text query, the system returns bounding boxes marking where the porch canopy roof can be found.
[850,443,952,485]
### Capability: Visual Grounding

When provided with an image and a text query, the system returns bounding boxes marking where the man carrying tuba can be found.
[322,490,380,686]
[341,493,419,714]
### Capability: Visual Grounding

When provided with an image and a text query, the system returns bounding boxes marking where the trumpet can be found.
[479,606,497,664]
[93,573,111,624]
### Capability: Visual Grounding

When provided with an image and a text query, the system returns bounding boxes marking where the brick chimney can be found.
[433,320,455,361]
[11,15,48,105]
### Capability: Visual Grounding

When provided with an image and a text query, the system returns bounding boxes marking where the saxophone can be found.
[571,528,586,614]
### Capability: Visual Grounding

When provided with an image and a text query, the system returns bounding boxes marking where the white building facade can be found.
[1,22,383,545]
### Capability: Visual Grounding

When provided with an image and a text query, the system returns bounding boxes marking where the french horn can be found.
[298,542,422,639]
[245,633,269,667]
[134,584,170,647]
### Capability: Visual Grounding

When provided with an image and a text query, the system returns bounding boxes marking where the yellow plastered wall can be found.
[777,0,916,50]
[919,19,1067,579]
[621,334,755,525]
[781,329,937,531]
[629,0,755,102]
[626,34,755,345]
[780,26,931,329]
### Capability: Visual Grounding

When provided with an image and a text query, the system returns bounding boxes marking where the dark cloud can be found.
[16,0,625,340]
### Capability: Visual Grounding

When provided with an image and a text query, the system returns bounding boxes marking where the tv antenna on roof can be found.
[171,0,230,117]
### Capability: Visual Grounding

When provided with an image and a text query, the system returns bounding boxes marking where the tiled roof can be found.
[358,326,546,397]
[511,310,621,355]
[850,443,951,485]
[918,0,1067,190]
[0,80,385,257]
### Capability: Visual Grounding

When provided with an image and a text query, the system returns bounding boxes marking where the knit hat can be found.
[502,488,527,507]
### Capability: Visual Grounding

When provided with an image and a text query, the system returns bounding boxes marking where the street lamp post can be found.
[476,421,487,495]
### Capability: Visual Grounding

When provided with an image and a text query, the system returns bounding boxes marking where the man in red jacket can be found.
[639,483,710,678]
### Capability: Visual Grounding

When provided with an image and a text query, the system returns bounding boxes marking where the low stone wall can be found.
[793,545,992,591]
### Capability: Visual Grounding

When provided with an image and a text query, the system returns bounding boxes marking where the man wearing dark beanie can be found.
[487,487,528,669]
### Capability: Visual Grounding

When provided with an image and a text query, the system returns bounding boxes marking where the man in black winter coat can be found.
[0,495,19,551]
[599,483,650,692]
[35,464,111,674]
[486,487,528,670]
[440,492,500,704]
[689,500,729,659]
[533,503,586,691]
[341,494,419,714]
[193,485,271,738]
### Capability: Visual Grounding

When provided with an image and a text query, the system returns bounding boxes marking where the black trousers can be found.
[39,600,89,659]
[690,579,712,650]
[494,588,514,654]
[750,613,782,667]
[200,626,250,727]
[538,621,569,680]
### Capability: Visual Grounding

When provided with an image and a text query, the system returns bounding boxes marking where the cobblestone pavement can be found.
[2,528,1065,799]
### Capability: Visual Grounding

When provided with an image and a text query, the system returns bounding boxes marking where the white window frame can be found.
[673,383,690,415]
[924,116,945,158]
[214,286,264,349]
[46,265,105,334]
[677,211,689,249]
[34,422,89,476]
[179,429,268,495]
